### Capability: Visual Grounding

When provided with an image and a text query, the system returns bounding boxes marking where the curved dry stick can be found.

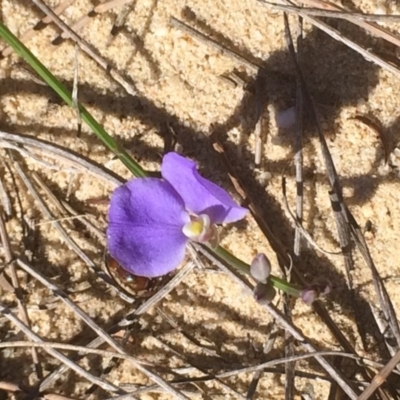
[0,341,394,381]
[0,130,123,187]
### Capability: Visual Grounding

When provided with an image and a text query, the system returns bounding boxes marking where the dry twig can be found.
[31,0,138,96]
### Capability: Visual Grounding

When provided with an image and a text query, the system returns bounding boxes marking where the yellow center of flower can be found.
[185,220,203,236]
[182,215,209,239]
[182,214,219,247]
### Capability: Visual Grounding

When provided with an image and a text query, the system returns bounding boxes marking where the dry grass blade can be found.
[9,161,186,397]
[281,15,360,398]
[0,302,126,394]
[216,351,394,379]
[370,305,398,359]
[0,341,396,377]
[0,381,21,392]
[282,7,355,295]
[52,0,135,42]
[266,2,400,22]
[0,176,12,218]
[196,245,359,399]
[260,1,400,79]
[0,341,157,367]
[60,200,106,244]
[3,1,399,398]
[170,17,261,73]
[15,258,190,400]
[31,173,105,247]
[155,335,247,399]
[283,297,295,400]
[0,130,122,187]
[33,323,131,393]
[358,349,400,399]
[0,380,80,400]
[261,0,400,49]
[31,0,137,96]
[0,211,42,379]
[283,12,400,351]
[282,12,400,397]
[36,261,197,393]
[293,17,304,259]
[346,211,400,347]
[31,173,71,217]
[0,142,66,171]
[285,18,302,386]
[0,0,73,58]
[299,0,400,48]
[246,370,263,399]
[211,136,371,376]
[9,167,197,398]
[282,175,341,256]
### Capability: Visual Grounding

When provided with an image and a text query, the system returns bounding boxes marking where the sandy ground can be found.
[0,0,400,399]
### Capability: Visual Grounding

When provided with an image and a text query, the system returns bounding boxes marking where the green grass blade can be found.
[0,21,146,178]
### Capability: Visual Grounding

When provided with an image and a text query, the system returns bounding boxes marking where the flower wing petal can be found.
[161,152,248,223]
[107,178,190,277]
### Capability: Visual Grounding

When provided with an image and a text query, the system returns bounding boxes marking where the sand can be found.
[0,0,400,399]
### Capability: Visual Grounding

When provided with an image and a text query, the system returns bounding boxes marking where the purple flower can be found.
[107,152,248,277]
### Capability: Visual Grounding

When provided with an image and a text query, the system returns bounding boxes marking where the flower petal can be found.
[161,152,248,223]
[107,178,190,277]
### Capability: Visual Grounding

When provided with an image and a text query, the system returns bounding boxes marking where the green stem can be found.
[0,21,302,298]
[213,246,302,297]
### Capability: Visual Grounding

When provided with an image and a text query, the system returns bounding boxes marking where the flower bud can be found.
[250,253,271,284]
[254,282,276,303]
